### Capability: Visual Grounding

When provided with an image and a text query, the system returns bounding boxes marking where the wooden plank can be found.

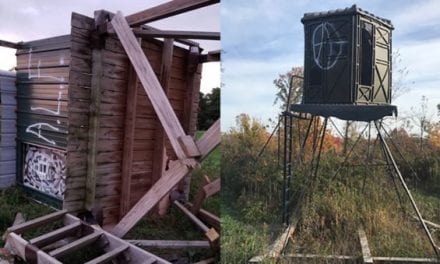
[196,119,220,159]
[85,49,103,210]
[120,40,141,219]
[141,25,200,47]
[193,258,216,264]
[174,201,218,242]
[179,135,201,157]
[29,222,82,248]
[111,120,220,237]
[199,50,221,63]
[84,245,128,264]
[203,178,220,198]
[6,233,62,264]
[191,175,210,213]
[125,0,219,27]
[49,231,103,258]
[111,12,196,160]
[152,37,173,189]
[4,210,66,238]
[0,39,20,49]
[196,208,220,231]
[373,257,440,263]
[127,239,210,249]
[358,227,373,264]
[132,28,220,40]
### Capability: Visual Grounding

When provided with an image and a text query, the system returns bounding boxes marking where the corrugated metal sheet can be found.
[0,70,17,188]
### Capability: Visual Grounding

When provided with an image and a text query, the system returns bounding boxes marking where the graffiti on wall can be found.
[25,48,65,146]
[312,22,348,70]
[23,145,66,199]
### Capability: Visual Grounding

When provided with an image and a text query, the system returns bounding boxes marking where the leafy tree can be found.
[198,87,220,130]
[273,67,304,111]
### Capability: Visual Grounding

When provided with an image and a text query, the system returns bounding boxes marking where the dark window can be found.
[360,21,373,86]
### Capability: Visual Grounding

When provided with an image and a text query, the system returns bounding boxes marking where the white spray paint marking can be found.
[25,47,66,146]
[26,123,60,146]
[312,22,348,70]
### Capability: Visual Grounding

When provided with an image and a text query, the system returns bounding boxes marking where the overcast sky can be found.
[222,0,440,129]
[0,0,220,93]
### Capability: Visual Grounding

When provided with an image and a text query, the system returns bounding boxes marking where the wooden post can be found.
[85,48,103,210]
[152,38,174,215]
[120,39,141,219]
[191,175,211,213]
[180,45,202,199]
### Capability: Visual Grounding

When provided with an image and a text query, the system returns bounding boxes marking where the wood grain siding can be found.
[19,12,202,226]
[0,70,17,188]
[16,35,70,149]
[64,13,94,212]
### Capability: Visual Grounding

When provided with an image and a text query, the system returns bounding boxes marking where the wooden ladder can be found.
[4,210,171,264]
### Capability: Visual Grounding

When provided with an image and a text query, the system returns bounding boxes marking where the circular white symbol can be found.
[312,22,347,70]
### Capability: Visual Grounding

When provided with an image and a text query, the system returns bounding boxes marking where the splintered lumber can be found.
[111,11,197,160]
[132,28,220,40]
[174,201,219,242]
[84,245,128,264]
[3,210,67,239]
[358,227,373,264]
[125,0,219,27]
[111,119,220,237]
[127,240,210,249]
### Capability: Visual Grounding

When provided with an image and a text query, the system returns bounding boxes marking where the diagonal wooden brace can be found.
[112,120,220,237]
[111,11,198,160]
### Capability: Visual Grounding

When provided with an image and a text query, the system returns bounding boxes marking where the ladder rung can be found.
[30,222,82,248]
[84,245,129,264]
[6,210,67,236]
[49,231,103,259]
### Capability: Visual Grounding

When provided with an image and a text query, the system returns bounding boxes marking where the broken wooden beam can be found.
[133,28,220,40]
[111,11,197,160]
[125,0,220,27]
[174,201,219,243]
[127,240,210,249]
[111,119,220,238]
